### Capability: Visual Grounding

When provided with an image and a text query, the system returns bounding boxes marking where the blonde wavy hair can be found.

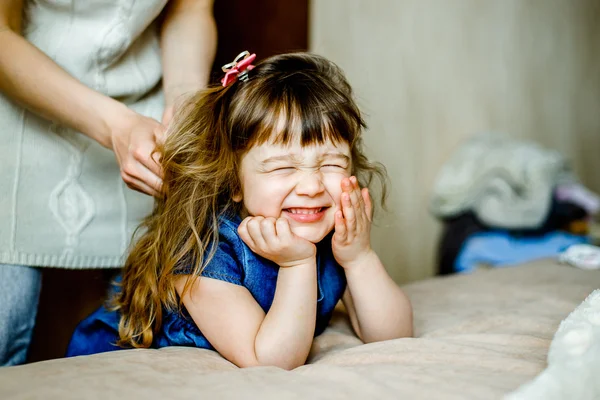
[114,52,389,348]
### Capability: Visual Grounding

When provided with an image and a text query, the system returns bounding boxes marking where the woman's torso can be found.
[0,0,168,268]
[23,0,167,103]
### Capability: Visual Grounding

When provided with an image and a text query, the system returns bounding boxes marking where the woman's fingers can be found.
[132,139,164,182]
[120,169,160,197]
[112,113,166,196]
[119,164,162,196]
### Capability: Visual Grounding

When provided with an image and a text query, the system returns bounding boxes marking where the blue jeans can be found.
[0,264,41,366]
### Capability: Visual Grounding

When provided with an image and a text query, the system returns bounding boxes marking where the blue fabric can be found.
[455,230,589,273]
[67,214,347,356]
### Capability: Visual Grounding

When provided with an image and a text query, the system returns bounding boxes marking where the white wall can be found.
[310,0,600,283]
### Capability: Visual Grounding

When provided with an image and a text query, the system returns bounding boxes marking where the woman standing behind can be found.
[0,0,216,366]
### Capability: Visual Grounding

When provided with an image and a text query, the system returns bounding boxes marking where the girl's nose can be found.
[295,170,325,197]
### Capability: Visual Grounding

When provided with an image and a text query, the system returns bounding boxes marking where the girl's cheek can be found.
[323,174,346,200]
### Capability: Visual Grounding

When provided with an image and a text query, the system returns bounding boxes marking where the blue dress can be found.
[66,214,347,356]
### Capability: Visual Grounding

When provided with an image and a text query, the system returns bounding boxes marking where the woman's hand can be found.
[110,110,166,197]
[162,104,175,127]
[332,176,375,269]
[238,216,316,268]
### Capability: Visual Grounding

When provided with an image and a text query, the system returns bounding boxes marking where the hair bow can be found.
[221,51,256,87]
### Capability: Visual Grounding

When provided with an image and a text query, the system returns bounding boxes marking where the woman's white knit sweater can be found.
[0,0,168,268]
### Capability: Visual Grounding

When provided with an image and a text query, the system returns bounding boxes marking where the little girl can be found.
[67,51,413,369]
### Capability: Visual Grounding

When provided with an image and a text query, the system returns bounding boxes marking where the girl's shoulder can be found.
[191,214,246,285]
[216,213,246,256]
[173,213,246,280]
[217,213,243,240]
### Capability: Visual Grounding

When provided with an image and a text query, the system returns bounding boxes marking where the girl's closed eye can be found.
[269,166,296,173]
[321,164,348,171]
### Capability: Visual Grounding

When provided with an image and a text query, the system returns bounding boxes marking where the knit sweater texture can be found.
[0,0,168,268]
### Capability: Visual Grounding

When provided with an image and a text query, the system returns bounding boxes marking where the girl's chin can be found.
[291,225,334,244]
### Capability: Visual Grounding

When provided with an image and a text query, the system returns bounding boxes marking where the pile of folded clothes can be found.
[430,133,599,274]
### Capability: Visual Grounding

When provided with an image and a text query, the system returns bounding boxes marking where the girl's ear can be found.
[232,192,242,203]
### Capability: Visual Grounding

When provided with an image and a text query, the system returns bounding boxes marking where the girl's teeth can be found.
[288,208,322,214]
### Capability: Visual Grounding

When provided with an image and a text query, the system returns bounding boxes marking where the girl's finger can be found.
[276,218,292,241]
[342,177,353,194]
[348,176,365,227]
[341,192,356,236]
[237,217,256,250]
[350,176,365,207]
[362,188,373,221]
[348,180,362,207]
[246,217,267,250]
[260,217,278,245]
[333,210,347,242]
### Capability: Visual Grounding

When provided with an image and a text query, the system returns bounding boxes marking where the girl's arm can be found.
[159,0,217,125]
[178,261,317,370]
[334,177,413,342]
[178,217,318,370]
[342,253,413,342]
[0,0,164,196]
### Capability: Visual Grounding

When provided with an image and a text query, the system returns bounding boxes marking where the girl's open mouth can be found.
[283,207,328,222]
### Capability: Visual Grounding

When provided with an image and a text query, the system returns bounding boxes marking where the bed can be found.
[1,259,598,399]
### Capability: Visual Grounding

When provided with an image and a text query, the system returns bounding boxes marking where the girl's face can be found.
[235,136,352,243]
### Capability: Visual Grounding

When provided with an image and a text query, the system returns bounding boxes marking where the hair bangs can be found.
[242,83,364,150]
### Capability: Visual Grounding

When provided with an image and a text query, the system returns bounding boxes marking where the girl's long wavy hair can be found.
[114,52,389,348]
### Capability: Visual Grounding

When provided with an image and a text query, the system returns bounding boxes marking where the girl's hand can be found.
[238,216,317,268]
[332,176,374,269]
[110,110,166,197]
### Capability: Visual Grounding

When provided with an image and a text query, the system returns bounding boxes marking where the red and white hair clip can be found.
[221,50,256,87]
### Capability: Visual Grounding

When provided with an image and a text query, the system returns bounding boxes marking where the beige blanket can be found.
[1,259,599,399]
